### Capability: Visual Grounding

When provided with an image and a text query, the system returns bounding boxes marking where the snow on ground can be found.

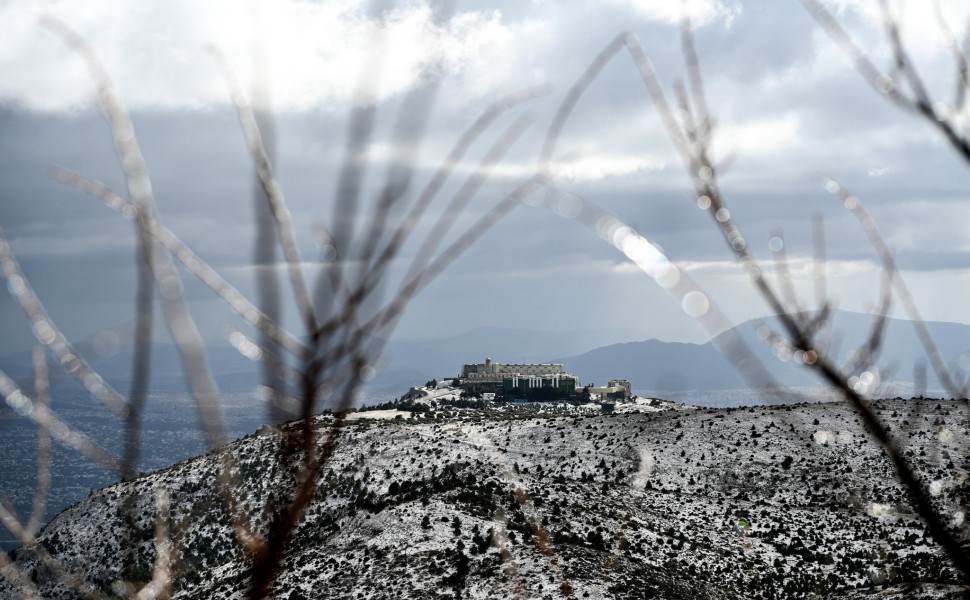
[4,398,968,599]
[346,409,411,421]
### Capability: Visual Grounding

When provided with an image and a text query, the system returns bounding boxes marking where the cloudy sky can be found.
[2,0,970,361]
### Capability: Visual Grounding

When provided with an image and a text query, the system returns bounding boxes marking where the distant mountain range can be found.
[1,310,967,406]
[374,310,970,400]
[552,310,970,399]
[0,325,635,402]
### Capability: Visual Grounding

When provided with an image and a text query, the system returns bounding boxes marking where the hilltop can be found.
[2,398,968,599]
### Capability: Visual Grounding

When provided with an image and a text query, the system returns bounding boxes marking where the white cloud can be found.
[0,0,525,112]
[716,112,802,158]
[648,257,879,279]
[506,152,669,183]
[604,0,741,27]
[557,153,667,181]
[446,152,667,183]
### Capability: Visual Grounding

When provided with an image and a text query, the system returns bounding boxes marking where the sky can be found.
[2,0,970,362]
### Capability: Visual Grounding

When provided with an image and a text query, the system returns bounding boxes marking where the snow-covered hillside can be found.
[2,399,968,599]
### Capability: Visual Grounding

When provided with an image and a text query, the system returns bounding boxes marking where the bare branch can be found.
[211,48,319,333]
[242,0,287,425]
[41,17,229,452]
[681,14,713,145]
[0,503,109,599]
[768,228,805,318]
[134,491,174,600]
[622,23,970,580]
[0,229,128,418]
[0,370,120,470]
[803,0,970,164]
[820,175,965,398]
[878,0,934,111]
[540,33,630,170]
[800,0,911,109]
[354,85,549,318]
[51,168,307,357]
[363,177,545,348]
[843,270,892,377]
[316,2,394,324]
[811,212,829,314]
[42,18,268,564]
[124,179,155,482]
[933,1,970,114]
[404,112,534,284]
[0,549,41,600]
[353,2,454,280]
[26,347,51,537]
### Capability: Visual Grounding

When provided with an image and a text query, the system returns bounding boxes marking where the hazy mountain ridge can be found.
[3,399,968,599]
[3,311,967,405]
[554,311,970,396]
[0,325,629,402]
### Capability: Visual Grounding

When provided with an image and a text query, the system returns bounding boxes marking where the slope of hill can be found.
[3,399,967,599]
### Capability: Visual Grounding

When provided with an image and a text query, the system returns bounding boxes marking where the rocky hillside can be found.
[2,399,969,599]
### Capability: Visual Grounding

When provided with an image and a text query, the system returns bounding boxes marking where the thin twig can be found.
[134,491,173,600]
[352,85,549,320]
[354,47,444,281]
[42,17,263,562]
[0,503,109,599]
[625,18,970,580]
[843,269,892,377]
[0,549,41,600]
[811,213,829,316]
[933,1,970,114]
[799,0,911,109]
[26,347,51,537]
[681,15,713,146]
[802,0,970,163]
[211,48,319,333]
[124,176,155,482]
[403,112,534,284]
[820,175,965,398]
[244,0,287,425]
[768,228,804,318]
[0,370,120,470]
[51,168,307,357]
[0,228,128,418]
[42,17,229,452]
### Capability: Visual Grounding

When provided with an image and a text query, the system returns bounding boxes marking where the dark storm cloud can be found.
[2,0,970,358]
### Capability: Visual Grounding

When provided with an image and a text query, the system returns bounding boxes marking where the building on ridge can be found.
[459,357,579,400]
[586,379,632,400]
